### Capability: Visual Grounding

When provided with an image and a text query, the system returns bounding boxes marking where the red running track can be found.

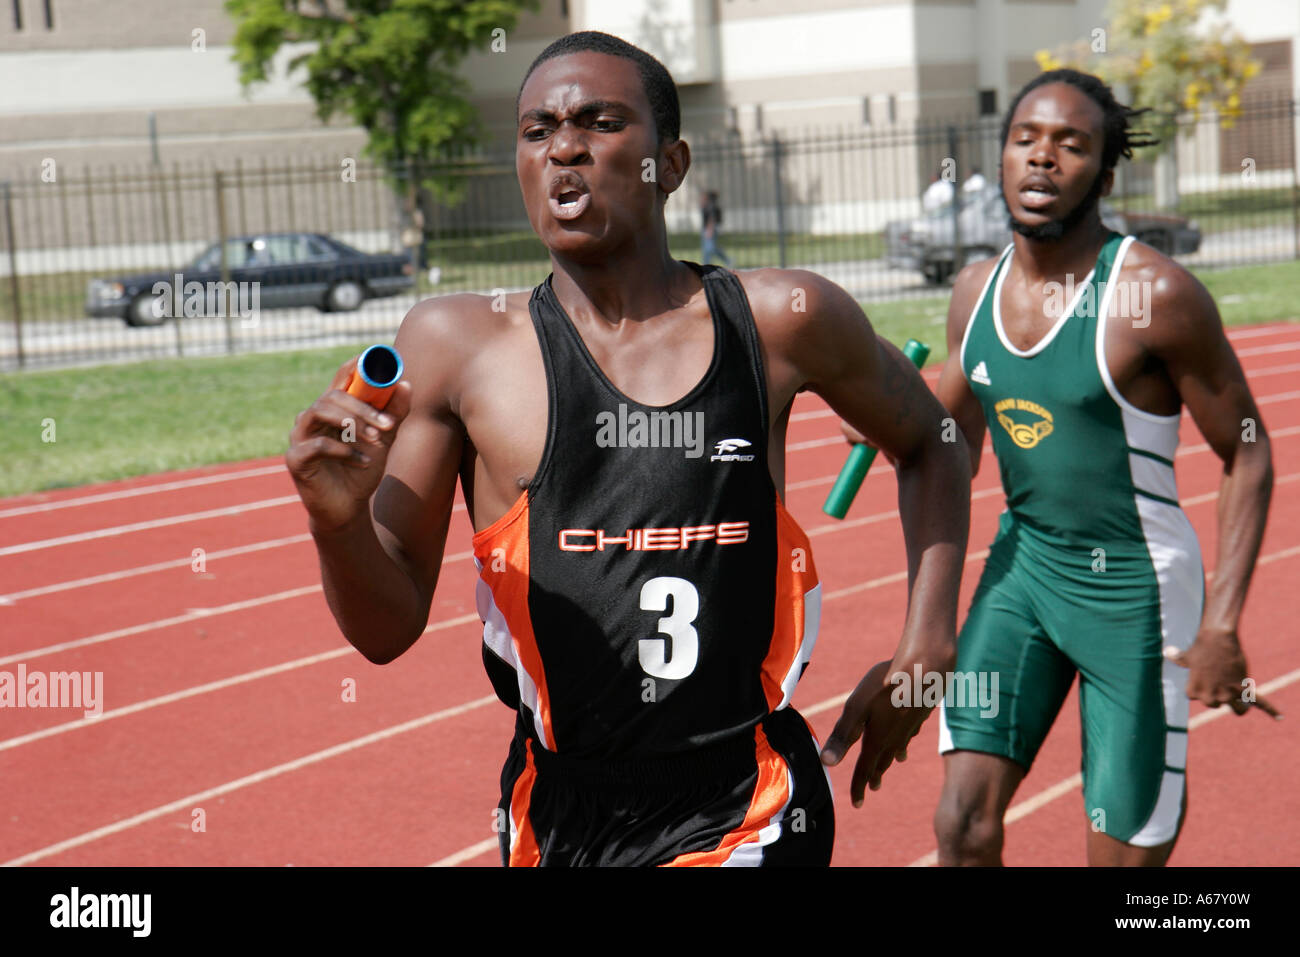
[1,321,1297,867]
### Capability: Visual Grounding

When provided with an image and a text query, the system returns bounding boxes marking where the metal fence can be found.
[3,97,1297,372]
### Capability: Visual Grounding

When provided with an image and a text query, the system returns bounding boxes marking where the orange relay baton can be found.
[345,344,404,411]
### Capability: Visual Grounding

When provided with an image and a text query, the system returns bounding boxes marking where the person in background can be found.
[922,169,955,213]
[699,189,735,267]
[961,165,988,195]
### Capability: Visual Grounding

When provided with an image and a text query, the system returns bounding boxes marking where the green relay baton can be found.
[822,338,932,519]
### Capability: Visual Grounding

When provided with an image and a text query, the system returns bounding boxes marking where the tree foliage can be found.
[1035,0,1261,150]
[225,0,539,181]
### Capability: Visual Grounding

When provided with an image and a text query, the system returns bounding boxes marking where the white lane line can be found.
[1259,544,1300,566]
[1180,423,1300,457]
[0,533,313,604]
[430,838,500,868]
[0,585,323,666]
[802,693,850,717]
[1182,471,1300,507]
[906,664,1300,867]
[1258,390,1300,405]
[0,533,472,605]
[1228,325,1300,341]
[0,496,469,557]
[1249,361,1300,378]
[806,486,1004,539]
[0,543,479,662]
[0,496,301,557]
[788,436,844,452]
[0,464,288,519]
[1237,341,1300,357]
[1,693,502,867]
[791,409,837,423]
[0,611,482,752]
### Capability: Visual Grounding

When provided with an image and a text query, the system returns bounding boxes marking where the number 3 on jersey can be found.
[638,577,699,680]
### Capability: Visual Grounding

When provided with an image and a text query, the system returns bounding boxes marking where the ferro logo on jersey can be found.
[994,397,1054,449]
[711,438,755,462]
[594,403,705,459]
[558,522,750,552]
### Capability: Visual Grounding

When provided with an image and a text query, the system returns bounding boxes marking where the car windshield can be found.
[189,240,247,271]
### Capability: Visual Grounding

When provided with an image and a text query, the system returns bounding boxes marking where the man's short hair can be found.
[517,31,681,142]
[1000,68,1158,171]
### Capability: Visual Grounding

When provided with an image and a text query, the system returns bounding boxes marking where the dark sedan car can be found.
[86,232,415,326]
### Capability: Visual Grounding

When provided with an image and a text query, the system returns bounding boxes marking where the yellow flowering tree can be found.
[1035,0,1261,149]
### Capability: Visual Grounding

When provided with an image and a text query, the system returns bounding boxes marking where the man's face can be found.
[516,52,682,261]
[1001,82,1114,241]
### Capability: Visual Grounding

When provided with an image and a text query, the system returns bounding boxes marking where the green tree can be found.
[1036,0,1261,206]
[225,0,539,225]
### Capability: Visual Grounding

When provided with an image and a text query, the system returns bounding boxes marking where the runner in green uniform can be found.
[906,70,1275,865]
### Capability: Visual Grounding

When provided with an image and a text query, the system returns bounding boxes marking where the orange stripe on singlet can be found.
[661,724,792,866]
[759,497,820,710]
[473,492,557,748]
[507,739,542,866]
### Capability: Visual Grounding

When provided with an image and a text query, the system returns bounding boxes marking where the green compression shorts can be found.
[938,511,1204,846]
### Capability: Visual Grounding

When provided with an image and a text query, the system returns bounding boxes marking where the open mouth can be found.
[548,176,592,221]
[1018,181,1058,210]
[548,189,591,221]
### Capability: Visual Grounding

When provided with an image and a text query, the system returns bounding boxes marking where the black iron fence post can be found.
[949,124,964,277]
[215,170,233,355]
[2,181,23,368]
[1291,98,1299,259]
[771,134,787,268]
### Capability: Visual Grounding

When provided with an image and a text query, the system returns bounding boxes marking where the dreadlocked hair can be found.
[1001,68,1160,169]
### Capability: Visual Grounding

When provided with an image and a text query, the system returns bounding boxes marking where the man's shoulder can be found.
[1111,237,1217,345]
[398,289,535,351]
[945,255,1002,342]
[733,266,857,326]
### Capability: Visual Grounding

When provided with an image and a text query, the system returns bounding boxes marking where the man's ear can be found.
[1100,166,1115,198]
[657,138,691,196]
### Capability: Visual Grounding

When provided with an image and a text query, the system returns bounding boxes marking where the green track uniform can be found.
[940,232,1204,845]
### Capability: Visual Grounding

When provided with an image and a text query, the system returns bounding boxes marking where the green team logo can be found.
[995,397,1054,449]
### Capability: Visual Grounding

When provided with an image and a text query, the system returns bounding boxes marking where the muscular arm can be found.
[305,297,473,664]
[751,269,971,796]
[793,279,971,663]
[1145,269,1274,708]
[934,260,997,477]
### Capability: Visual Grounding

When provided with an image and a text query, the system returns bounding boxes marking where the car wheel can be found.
[1136,230,1171,255]
[924,262,954,286]
[125,292,167,327]
[326,281,365,312]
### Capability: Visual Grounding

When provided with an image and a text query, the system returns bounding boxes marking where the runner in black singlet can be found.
[286,31,972,866]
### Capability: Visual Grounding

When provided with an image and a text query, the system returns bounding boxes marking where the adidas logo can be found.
[970,360,992,386]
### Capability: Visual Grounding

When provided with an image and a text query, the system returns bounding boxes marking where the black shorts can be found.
[496,707,834,866]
